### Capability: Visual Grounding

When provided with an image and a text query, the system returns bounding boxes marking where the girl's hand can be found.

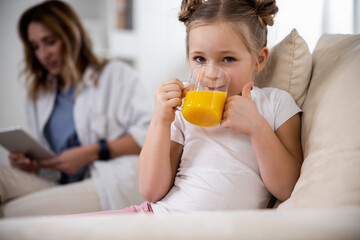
[153,78,187,125]
[8,152,38,173]
[40,146,93,175]
[221,82,265,136]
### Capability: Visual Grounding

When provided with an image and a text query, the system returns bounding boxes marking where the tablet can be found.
[0,126,55,161]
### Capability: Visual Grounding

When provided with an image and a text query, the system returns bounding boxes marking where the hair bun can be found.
[253,0,278,27]
[179,0,204,23]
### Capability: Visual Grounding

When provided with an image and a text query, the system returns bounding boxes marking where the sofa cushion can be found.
[278,34,360,209]
[254,28,312,107]
[0,208,359,239]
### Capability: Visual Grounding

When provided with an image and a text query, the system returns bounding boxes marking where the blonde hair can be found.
[18,0,107,101]
[179,0,278,61]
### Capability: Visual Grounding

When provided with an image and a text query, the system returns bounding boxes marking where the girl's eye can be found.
[194,56,206,63]
[223,57,235,63]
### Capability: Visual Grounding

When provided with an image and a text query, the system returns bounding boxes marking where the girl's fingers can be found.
[162,90,182,101]
[182,85,190,98]
[168,98,182,108]
[161,83,183,94]
[241,81,253,100]
[160,78,183,89]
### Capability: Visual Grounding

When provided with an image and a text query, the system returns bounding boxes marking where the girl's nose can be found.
[203,65,225,88]
[197,64,229,90]
[203,65,218,80]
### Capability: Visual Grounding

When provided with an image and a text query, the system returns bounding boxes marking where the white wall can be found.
[267,0,325,52]
[268,0,357,52]
[135,0,188,99]
[0,0,42,164]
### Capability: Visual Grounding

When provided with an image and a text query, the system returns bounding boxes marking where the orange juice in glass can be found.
[181,65,230,127]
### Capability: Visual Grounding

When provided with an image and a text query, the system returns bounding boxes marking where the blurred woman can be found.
[0,0,152,217]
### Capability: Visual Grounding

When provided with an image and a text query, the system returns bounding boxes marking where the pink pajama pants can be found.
[107,202,153,214]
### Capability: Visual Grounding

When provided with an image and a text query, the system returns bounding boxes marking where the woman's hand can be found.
[8,153,38,173]
[153,78,187,125]
[221,82,265,136]
[40,145,96,175]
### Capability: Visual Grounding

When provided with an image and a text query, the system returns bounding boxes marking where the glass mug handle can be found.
[175,81,190,111]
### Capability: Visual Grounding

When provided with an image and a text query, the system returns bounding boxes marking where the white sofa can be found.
[0,31,359,240]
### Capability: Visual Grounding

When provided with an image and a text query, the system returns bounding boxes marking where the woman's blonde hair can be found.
[18,0,107,101]
[179,0,278,62]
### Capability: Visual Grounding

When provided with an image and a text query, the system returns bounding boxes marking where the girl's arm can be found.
[138,124,183,202]
[250,113,302,201]
[221,82,303,201]
[138,78,185,202]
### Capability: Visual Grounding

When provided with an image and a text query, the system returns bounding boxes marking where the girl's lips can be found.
[207,85,226,91]
[199,81,225,91]
[202,84,226,91]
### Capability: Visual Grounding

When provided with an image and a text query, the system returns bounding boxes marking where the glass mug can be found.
[181,64,230,127]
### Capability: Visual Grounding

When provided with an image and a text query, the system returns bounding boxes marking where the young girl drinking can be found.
[76,0,303,215]
[136,0,302,213]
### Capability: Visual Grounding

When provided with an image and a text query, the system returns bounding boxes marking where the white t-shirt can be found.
[151,87,301,213]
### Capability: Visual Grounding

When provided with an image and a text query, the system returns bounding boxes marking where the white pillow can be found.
[278,34,360,209]
[254,29,312,107]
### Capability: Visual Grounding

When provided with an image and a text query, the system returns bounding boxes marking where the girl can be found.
[136,0,302,213]
[0,0,152,217]
[68,0,302,216]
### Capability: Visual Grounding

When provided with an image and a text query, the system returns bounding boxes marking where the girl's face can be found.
[27,21,63,76]
[188,23,257,97]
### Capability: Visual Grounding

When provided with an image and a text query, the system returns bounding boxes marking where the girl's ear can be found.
[254,47,269,72]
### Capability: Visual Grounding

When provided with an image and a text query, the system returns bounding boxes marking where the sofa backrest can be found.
[254,28,312,107]
[278,34,360,208]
